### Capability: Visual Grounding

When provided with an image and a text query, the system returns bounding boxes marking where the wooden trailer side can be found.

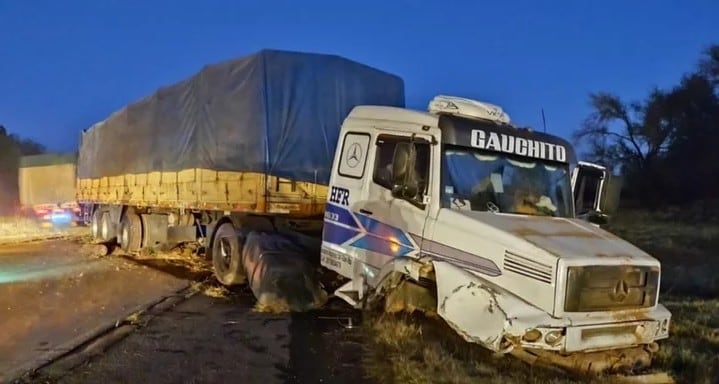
[76,168,328,218]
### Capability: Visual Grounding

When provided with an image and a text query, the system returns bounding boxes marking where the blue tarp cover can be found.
[77,49,405,184]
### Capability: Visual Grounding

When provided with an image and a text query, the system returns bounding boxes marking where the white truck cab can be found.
[320,95,671,374]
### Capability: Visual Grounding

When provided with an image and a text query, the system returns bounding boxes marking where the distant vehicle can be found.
[18,152,81,227]
[76,50,670,379]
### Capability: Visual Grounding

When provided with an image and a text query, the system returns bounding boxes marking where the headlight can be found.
[544,330,564,346]
[522,328,542,342]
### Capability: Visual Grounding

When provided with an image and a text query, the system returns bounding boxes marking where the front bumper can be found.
[514,304,671,353]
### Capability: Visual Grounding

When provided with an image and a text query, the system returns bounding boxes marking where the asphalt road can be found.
[31,290,373,384]
[0,237,188,383]
[1,237,374,384]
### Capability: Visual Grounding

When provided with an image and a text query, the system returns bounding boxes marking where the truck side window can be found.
[372,136,430,200]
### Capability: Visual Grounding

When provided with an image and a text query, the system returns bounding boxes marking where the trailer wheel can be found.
[119,212,143,252]
[211,222,246,286]
[100,212,114,241]
[91,209,103,240]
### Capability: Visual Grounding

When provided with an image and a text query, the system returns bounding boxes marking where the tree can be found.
[0,125,47,213]
[11,135,46,156]
[573,91,673,204]
[698,45,719,88]
[659,73,719,203]
[574,43,719,207]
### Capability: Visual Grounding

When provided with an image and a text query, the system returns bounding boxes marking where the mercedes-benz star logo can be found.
[611,279,629,302]
[346,143,362,168]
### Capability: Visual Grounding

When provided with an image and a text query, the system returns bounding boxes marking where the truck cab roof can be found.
[345,100,577,165]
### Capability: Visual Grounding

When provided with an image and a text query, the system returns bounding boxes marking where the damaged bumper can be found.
[432,260,671,357]
[516,311,670,353]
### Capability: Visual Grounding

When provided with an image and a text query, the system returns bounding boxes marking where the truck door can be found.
[322,130,374,278]
[354,132,433,268]
[322,129,434,278]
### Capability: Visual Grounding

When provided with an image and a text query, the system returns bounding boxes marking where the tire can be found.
[100,212,114,241]
[211,222,246,286]
[91,209,103,240]
[120,212,143,252]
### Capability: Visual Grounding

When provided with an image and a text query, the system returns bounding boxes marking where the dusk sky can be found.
[1,0,717,154]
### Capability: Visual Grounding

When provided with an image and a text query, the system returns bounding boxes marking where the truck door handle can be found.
[359,209,373,215]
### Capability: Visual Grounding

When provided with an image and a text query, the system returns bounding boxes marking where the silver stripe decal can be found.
[410,233,502,276]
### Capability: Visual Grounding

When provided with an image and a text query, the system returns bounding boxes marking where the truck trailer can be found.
[19,152,81,226]
[77,50,670,377]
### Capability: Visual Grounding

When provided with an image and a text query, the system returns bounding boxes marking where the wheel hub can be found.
[219,238,232,269]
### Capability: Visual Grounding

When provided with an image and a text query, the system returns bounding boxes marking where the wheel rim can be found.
[211,223,246,286]
[101,214,110,240]
[91,211,101,239]
[120,223,129,249]
[222,238,233,268]
[217,236,233,272]
[92,218,99,238]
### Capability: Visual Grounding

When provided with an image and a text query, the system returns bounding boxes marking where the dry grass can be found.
[133,244,209,275]
[125,312,142,325]
[362,311,608,384]
[606,210,719,298]
[253,293,293,314]
[121,244,226,300]
[188,281,232,300]
[202,285,231,299]
[606,209,719,384]
[250,282,330,313]
[652,299,719,384]
[361,208,719,384]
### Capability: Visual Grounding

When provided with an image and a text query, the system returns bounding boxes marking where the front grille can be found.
[564,265,659,312]
[503,250,553,284]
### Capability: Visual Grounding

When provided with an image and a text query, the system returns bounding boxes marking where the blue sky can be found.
[0,0,717,154]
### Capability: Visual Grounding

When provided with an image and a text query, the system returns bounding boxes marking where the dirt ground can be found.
[0,236,188,383]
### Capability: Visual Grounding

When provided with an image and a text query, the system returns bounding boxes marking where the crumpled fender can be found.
[432,260,570,352]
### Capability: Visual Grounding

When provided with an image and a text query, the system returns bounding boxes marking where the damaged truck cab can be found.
[320,95,671,374]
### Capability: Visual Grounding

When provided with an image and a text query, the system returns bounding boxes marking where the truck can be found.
[76,49,671,377]
[19,152,81,226]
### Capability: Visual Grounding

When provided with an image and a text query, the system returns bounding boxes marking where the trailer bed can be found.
[77,169,327,217]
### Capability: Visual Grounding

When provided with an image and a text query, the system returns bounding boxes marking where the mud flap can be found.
[241,231,328,312]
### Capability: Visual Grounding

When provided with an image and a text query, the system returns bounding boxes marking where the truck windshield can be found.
[440,146,574,218]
